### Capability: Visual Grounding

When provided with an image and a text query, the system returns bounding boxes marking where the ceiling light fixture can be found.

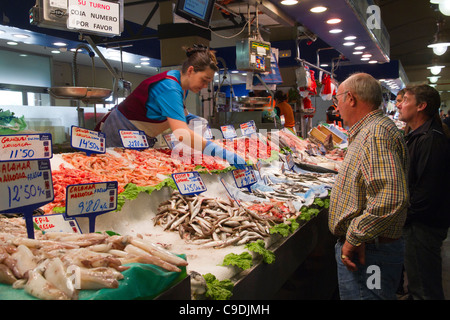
[343,42,355,46]
[354,46,366,50]
[353,51,363,55]
[13,34,30,39]
[439,0,450,15]
[281,0,298,5]
[6,41,18,46]
[427,65,445,75]
[344,36,357,40]
[428,76,440,83]
[310,6,327,13]
[427,19,450,55]
[329,29,343,34]
[327,18,342,24]
[368,60,378,64]
[53,42,67,47]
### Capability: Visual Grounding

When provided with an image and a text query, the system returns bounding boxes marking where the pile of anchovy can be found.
[154,191,287,249]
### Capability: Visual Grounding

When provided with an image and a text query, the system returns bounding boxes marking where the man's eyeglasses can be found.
[332,91,349,105]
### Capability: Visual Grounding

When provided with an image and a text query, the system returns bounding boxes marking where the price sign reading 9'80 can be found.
[65,182,118,217]
[0,160,54,212]
[0,134,52,161]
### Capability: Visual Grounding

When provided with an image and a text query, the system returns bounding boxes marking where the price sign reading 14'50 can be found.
[71,126,106,155]
[0,134,52,161]
[172,171,207,195]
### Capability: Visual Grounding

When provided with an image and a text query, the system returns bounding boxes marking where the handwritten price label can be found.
[71,126,106,155]
[34,214,81,234]
[0,134,52,161]
[0,160,54,211]
[65,181,118,233]
[163,133,180,150]
[232,166,257,190]
[119,130,149,149]
[239,120,257,137]
[172,171,206,195]
[220,125,237,139]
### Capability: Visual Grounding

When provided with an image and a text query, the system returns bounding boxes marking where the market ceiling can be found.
[0,0,449,98]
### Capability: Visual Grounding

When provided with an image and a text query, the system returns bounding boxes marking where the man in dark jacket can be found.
[397,84,450,300]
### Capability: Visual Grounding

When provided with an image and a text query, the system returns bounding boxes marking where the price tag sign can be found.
[0,159,54,238]
[172,171,206,195]
[119,130,149,149]
[34,214,82,234]
[0,134,52,161]
[65,181,118,233]
[204,126,213,140]
[71,126,106,155]
[239,120,257,137]
[280,115,285,126]
[232,166,257,192]
[285,152,295,171]
[163,133,180,150]
[220,125,237,139]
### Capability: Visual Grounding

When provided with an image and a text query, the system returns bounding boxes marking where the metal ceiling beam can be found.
[246,0,296,27]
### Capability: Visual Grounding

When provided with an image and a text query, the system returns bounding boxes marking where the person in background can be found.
[443,109,450,128]
[326,104,343,127]
[397,84,450,300]
[328,73,409,300]
[274,90,296,133]
[95,44,246,169]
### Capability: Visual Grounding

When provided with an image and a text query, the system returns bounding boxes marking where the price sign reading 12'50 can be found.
[71,126,106,155]
[0,134,53,161]
[0,160,54,211]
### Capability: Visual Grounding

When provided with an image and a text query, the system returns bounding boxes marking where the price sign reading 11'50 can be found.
[0,134,53,161]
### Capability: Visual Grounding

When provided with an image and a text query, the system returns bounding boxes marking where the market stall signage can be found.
[0,133,52,161]
[283,152,295,172]
[0,159,54,239]
[67,0,121,36]
[172,171,206,195]
[204,126,213,140]
[239,120,257,137]
[34,213,82,234]
[232,166,257,192]
[119,130,149,150]
[71,126,106,155]
[64,181,118,233]
[220,124,237,139]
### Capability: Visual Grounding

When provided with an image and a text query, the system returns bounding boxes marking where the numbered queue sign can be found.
[239,120,257,137]
[172,171,206,196]
[64,181,118,233]
[232,165,257,192]
[0,159,54,239]
[0,133,53,161]
[71,126,106,155]
[119,130,149,150]
[220,125,237,140]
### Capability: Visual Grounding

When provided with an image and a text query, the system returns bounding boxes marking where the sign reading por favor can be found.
[0,134,52,162]
[172,171,206,195]
[119,130,149,149]
[65,181,118,233]
[67,0,121,36]
[71,126,106,155]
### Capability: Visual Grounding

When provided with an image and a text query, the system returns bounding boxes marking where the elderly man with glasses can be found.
[328,73,410,300]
